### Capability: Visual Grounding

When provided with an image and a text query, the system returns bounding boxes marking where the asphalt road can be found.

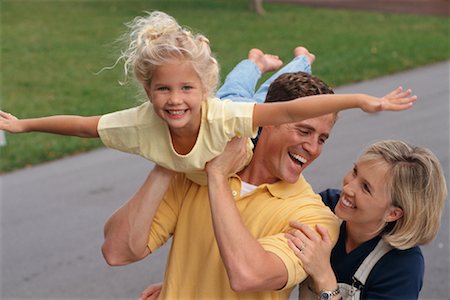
[268,0,450,17]
[1,61,449,299]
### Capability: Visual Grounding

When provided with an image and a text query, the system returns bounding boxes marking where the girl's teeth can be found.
[169,110,184,115]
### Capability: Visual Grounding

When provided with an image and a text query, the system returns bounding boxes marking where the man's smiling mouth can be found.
[288,152,307,166]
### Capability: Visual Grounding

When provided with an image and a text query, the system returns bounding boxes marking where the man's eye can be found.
[298,129,309,135]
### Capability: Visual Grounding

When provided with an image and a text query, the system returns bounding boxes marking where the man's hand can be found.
[139,281,163,300]
[205,137,249,178]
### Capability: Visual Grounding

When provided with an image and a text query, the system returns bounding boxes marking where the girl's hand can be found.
[361,86,417,113]
[139,281,163,300]
[0,111,23,133]
[285,221,334,279]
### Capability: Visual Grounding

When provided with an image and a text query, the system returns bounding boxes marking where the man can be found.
[101,53,340,299]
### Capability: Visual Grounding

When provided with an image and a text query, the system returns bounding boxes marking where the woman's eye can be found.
[362,183,372,195]
[182,85,193,91]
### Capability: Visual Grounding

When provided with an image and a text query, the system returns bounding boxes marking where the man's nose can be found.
[304,138,320,156]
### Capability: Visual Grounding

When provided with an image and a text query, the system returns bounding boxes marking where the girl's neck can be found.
[170,128,199,155]
[344,222,381,253]
[168,107,202,155]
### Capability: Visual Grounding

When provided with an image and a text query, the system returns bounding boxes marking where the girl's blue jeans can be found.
[216,55,311,103]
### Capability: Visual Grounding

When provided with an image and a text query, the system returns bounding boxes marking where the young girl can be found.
[0,11,416,184]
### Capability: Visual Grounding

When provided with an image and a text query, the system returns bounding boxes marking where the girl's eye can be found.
[157,86,169,91]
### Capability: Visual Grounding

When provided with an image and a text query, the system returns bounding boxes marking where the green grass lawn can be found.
[1,0,449,173]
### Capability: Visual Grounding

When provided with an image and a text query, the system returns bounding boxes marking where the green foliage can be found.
[1,0,449,172]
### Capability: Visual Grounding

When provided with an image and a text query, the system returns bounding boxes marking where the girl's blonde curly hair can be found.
[118,11,219,99]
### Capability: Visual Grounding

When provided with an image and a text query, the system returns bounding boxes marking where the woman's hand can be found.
[285,221,335,286]
[139,281,163,300]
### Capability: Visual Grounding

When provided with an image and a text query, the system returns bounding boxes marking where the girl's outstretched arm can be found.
[0,111,100,138]
[252,86,416,128]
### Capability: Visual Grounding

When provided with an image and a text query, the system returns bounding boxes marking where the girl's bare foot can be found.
[293,46,315,65]
[248,48,283,73]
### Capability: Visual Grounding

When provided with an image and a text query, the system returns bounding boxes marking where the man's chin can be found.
[282,171,302,184]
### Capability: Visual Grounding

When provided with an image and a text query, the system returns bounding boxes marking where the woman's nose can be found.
[342,173,355,194]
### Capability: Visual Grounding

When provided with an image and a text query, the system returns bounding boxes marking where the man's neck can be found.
[238,161,279,186]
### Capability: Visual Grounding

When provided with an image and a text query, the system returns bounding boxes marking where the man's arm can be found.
[102,166,174,266]
[205,138,288,292]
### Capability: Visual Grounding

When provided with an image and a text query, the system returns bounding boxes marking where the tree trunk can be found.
[249,0,266,15]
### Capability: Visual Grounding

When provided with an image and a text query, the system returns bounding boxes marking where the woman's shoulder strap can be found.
[354,239,393,284]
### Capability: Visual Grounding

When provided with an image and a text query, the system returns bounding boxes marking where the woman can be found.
[286,140,447,300]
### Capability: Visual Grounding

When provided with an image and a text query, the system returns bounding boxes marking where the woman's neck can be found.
[344,222,382,253]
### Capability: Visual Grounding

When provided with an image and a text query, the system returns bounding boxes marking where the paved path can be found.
[2,61,449,299]
[268,0,450,17]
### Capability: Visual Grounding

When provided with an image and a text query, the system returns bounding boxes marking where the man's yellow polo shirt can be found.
[148,173,339,299]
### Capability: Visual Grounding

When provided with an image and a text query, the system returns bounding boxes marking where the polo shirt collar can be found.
[237,174,308,200]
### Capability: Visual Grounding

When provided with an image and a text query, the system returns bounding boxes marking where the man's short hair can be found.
[265,71,334,103]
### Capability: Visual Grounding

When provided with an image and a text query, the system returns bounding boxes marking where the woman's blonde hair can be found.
[118,11,219,98]
[358,140,447,250]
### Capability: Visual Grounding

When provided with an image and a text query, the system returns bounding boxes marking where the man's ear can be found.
[385,206,404,223]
